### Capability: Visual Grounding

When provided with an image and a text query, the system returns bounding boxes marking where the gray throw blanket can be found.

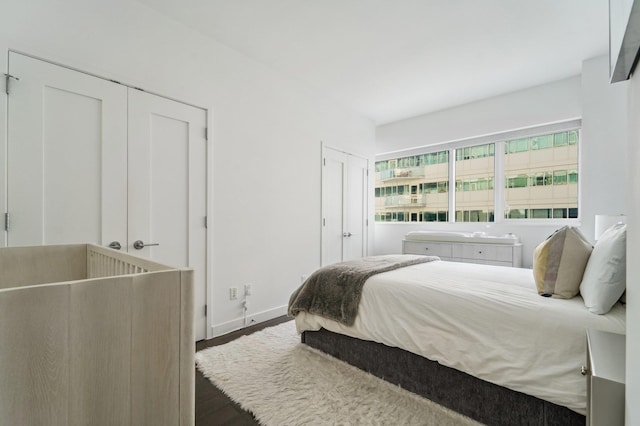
[288,254,439,326]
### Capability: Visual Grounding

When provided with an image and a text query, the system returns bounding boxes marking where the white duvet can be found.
[295,260,626,415]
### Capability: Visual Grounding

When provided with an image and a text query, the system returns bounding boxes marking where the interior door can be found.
[321,146,369,266]
[128,89,208,341]
[7,53,208,341]
[345,155,368,261]
[7,52,127,247]
[322,147,345,266]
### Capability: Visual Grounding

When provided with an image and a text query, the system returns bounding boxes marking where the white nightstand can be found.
[584,329,626,426]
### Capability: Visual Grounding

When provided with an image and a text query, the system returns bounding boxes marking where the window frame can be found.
[374,119,581,226]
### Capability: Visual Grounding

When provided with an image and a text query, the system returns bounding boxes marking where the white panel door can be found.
[7,52,127,247]
[345,155,368,261]
[321,146,368,266]
[322,148,345,266]
[128,89,208,341]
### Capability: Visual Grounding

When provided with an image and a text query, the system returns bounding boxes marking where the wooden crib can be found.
[0,244,194,426]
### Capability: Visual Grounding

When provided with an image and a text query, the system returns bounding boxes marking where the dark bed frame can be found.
[302,328,585,426]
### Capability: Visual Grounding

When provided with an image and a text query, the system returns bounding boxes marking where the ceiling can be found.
[138,0,609,125]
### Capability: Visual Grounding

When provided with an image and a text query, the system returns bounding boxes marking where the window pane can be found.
[507,209,528,219]
[507,175,528,188]
[424,182,437,193]
[553,170,567,185]
[530,135,553,150]
[374,149,448,222]
[553,132,568,147]
[424,211,437,222]
[568,170,578,183]
[531,208,551,219]
[476,178,485,191]
[455,143,494,222]
[507,138,529,153]
[505,131,579,220]
[553,208,567,219]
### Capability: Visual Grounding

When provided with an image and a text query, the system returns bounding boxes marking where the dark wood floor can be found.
[195,315,293,426]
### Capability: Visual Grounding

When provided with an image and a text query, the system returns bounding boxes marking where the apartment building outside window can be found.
[375,150,449,223]
[374,121,580,223]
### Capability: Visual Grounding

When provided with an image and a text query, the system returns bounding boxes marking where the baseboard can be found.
[210,304,288,337]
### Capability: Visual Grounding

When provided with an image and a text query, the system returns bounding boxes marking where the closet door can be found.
[128,89,208,341]
[7,53,208,341]
[7,52,128,247]
[321,146,369,266]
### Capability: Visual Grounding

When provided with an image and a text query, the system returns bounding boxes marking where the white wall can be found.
[581,55,629,243]
[626,64,640,426]
[0,0,375,336]
[375,57,629,268]
[377,76,582,154]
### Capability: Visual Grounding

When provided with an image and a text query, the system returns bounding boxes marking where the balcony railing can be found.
[383,194,427,207]
[379,167,425,181]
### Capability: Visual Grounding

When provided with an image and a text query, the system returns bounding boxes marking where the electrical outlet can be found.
[229,287,238,300]
[244,283,252,296]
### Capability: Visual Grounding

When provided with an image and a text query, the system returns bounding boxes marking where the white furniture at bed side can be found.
[402,239,523,267]
[585,329,625,426]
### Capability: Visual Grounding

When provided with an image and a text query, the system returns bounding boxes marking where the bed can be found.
[290,258,626,425]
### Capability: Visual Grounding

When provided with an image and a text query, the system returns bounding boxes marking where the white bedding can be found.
[295,260,626,415]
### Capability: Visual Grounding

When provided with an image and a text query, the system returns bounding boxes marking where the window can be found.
[553,170,567,185]
[455,143,494,222]
[374,121,580,223]
[373,149,449,222]
[504,129,578,220]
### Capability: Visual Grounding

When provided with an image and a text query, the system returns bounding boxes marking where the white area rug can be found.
[196,321,482,425]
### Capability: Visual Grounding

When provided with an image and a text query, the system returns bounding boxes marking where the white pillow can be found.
[579,223,626,314]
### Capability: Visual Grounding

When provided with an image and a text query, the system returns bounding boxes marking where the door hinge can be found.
[4,74,20,95]
[323,218,326,226]
[204,304,207,316]
[323,158,326,166]
[366,218,369,226]
[204,215,208,228]
[4,213,9,231]
[205,128,208,141]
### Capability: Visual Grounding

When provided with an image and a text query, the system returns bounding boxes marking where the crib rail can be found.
[87,244,171,278]
[0,243,194,426]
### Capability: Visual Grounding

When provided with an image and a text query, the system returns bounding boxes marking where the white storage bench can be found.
[0,244,194,426]
[402,231,523,267]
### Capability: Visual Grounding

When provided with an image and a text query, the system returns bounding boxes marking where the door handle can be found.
[108,241,122,250]
[133,240,159,250]
[343,232,352,237]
